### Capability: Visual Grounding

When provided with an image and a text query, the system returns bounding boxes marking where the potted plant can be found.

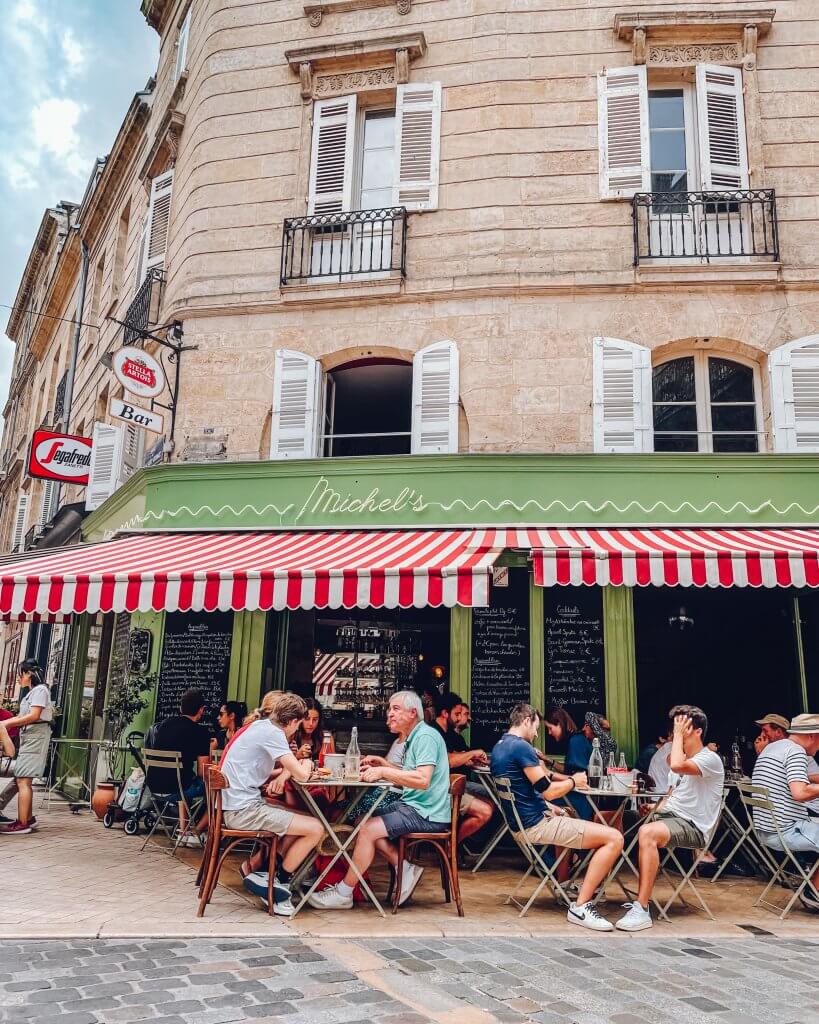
[91,662,156,819]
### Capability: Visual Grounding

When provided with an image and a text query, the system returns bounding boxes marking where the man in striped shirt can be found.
[751,713,819,912]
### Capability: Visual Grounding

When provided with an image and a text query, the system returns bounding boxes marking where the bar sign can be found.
[109,397,164,435]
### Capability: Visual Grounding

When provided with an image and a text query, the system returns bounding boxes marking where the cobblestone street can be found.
[2,935,818,1024]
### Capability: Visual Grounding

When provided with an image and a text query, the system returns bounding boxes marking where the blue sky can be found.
[0,0,158,413]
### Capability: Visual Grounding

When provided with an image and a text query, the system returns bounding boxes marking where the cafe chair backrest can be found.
[141,747,185,796]
[493,775,527,834]
[449,774,466,842]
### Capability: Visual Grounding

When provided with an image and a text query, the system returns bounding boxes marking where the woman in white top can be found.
[0,660,53,836]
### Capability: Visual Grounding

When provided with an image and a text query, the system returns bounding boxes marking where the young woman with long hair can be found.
[0,660,52,835]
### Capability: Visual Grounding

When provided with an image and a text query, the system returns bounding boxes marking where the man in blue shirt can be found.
[491,702,623,931]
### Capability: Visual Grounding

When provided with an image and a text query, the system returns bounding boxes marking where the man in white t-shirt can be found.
[617,704,724,932]
[220,692,324,917]
[647,740,673,793]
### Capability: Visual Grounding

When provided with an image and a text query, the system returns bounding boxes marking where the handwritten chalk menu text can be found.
[471,567,530,750]
[157,610,234,726]
[544,587,604,722]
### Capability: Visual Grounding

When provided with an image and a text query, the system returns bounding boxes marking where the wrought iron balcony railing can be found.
[123,267,166,343]
[281,207,407,285]
[631,189,779,264]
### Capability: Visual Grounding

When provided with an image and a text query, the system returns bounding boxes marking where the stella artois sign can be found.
[28,430,92,484]
[112,347,164,399]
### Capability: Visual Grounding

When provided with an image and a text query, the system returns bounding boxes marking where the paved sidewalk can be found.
[2,935,819,1024]
[2,798,819,939]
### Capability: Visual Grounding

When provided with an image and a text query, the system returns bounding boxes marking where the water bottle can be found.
[605,751,617,790]
[319,730,334,768]
[588,737,603,789]
[618,752,627,771]
[345,726,361,780]
[730,740,743,777]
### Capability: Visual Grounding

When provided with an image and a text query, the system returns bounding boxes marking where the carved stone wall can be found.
[314,66,395,98]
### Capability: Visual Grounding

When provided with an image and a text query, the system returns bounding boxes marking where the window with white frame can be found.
[174,6,191,83]
[270,341,459,460]
[652,354,761,453]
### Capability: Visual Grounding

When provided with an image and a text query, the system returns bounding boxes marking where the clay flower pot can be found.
[91,781,118,820]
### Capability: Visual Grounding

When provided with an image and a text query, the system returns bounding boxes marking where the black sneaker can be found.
[0,814,14,825]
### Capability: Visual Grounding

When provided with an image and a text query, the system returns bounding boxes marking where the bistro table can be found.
[470,767,511,872]
[290,776,394,918]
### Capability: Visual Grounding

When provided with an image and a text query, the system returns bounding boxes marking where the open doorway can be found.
[323,359,412,457]
[634,587,803,770]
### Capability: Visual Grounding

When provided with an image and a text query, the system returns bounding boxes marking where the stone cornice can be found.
[614,8,775,66]
[141,0,171,33]
[304,0,412,29]
[81,92,152,247]
[286,32,426,98]
[5,210,59,341]
[29,231,81,361]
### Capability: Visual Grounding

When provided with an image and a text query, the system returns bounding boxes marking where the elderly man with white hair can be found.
[309,690,450,910]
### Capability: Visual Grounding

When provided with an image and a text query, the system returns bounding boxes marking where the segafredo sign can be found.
[28,430,92,484]
[109,397,164,435]
[112,347,164,399]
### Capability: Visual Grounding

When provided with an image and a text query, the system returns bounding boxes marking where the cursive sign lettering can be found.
[294,476,427,523]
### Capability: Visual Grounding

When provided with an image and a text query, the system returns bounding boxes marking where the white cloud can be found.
[32,97,83,160]
[60,28,86,77]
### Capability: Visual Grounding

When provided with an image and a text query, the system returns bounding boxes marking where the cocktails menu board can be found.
[543,587,605,723]
[470,567,530,751]
[156,610,234,724]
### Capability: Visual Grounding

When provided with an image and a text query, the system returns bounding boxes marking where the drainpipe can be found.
[55,236,89,510]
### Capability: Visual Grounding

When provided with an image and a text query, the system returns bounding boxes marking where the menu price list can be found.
[470,568,530,751]
[156,610,234,724]
[543,587,605,723]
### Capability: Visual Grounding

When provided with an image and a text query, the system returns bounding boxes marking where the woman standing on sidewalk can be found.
[0,660,52,835]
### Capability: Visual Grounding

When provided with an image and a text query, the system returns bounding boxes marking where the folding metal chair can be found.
[738,781,819,919]
[493,776,574,917]
[139,748,204,856]
[708,783,772,882]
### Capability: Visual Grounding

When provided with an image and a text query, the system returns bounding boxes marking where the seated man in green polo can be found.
[309,690,450,910]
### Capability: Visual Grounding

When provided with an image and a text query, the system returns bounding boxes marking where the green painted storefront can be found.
[60,453,819,768]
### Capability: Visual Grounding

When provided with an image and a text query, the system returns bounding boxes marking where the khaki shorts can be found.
[223,802,294,837]
[514,813,588,849]
[653,811,705,850]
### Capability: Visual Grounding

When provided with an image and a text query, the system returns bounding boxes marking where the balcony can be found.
[123,268,166,344]
[632,190,779,265]
[280,207,407,286]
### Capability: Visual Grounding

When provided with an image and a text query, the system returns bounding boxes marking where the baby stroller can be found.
[102,734,156,836]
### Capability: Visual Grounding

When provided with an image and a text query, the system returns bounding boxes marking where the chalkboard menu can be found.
[156,611,234,725]
[470,567,530,750]
[543,587,605,724]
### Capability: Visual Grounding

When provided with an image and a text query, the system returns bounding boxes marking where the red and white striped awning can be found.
[0,529,504,621]
[532,528,819,589]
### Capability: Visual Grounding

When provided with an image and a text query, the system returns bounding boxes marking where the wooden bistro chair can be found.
[197,766,280,917]
[389,774,465,916]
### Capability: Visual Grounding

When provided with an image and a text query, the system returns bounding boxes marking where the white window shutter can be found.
[144,169,174,273]
[174,7,191,82]
[270,349,321,460]
[597,66,650,200]
[307,96,357,215]
[393,82,442,212]
[695,64,749,190]
[119,422,144,484]
[12,494,28,552]
[411,341,459,454]
[39,479,58,528]
[592,337,653,453]
[86,422,124,511]
[769,336,819,452]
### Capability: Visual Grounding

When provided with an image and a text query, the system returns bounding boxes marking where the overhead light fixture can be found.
[668,605,695,630]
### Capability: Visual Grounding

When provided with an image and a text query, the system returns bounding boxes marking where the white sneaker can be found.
[616,901,653,931]
[261,895,296,917]
[307,883,354,910]
[567,901,613,932]
[175,832,201,848]
[398,862,424,906]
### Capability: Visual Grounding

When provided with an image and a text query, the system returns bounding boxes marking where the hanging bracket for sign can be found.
[104,317,198,453]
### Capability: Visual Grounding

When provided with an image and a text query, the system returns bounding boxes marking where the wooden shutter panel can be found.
[393,82,442,212]
[85,422,124,511]
[592,337,653,453]
[411,341,459,454]
[695,64,749,190]
[598,66,650,199]
[39,479,58,528]
[145,170,174,273]
[307,96,357,216]
[11,494,28,552]
[270,349,321,460]
[769,336,819,452]
[175,7,191,82]
[119,423,143,483]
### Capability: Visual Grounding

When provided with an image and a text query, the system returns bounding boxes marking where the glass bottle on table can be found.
[605,751,616,790]
[618,752,627,771]
[319,730,334,768]
[345,726,361,781]
[588,737,603,789]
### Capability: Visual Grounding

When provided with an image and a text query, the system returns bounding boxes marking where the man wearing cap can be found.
[755,714,790,744]
[751,713,819,912]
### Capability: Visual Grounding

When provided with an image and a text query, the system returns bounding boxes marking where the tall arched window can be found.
[652,354,761,452]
